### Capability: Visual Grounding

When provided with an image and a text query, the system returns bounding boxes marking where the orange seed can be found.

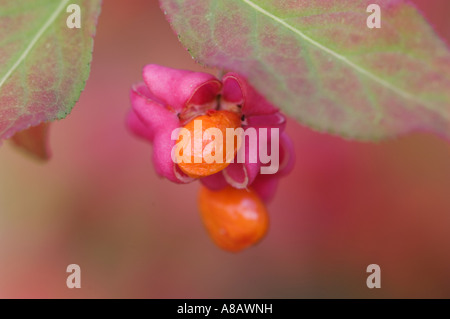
[198,185,269,252]
[176,110,241,178]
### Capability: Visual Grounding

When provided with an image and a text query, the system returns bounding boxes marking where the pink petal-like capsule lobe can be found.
[127,65,295,189]
[245,112,287,131]
[130,82,179,133]
[127,109,154,141]
[200,171,229,191]
[152,126,194,184]
[142,64,222,113]
[222,136,262,189]
[222,73,279,116]
[277,132,296,177]
[251,174,280,203]
[200,115,289,191]
[201,126,265,190]
[128,82,192,184]
[219,114,288,189]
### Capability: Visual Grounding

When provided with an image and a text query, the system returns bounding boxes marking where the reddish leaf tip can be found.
[9,123,51,161]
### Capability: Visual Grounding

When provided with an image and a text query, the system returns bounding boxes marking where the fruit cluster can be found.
[127,65,294,252]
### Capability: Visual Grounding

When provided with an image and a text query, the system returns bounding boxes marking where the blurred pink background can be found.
[1,0,450,298]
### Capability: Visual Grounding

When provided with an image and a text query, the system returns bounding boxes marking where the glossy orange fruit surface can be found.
[176,110,241,178]
[198,186,269,252]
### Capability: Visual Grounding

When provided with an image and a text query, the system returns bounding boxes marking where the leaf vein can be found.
[0,0,70,91]
[240,0,426,108]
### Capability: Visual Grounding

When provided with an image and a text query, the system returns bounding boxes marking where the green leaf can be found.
[0,0,101,141]
[160,0,450,140]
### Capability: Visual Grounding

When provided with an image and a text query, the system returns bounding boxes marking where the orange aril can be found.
[198,185,269,252]
[176,110,241,178]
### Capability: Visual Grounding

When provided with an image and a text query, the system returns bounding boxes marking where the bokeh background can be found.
[1,0,450,298]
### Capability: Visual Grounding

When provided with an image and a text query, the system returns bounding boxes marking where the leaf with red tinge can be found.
[0,0,102,141]
[10,122,51,160]
[160,0,450,140]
